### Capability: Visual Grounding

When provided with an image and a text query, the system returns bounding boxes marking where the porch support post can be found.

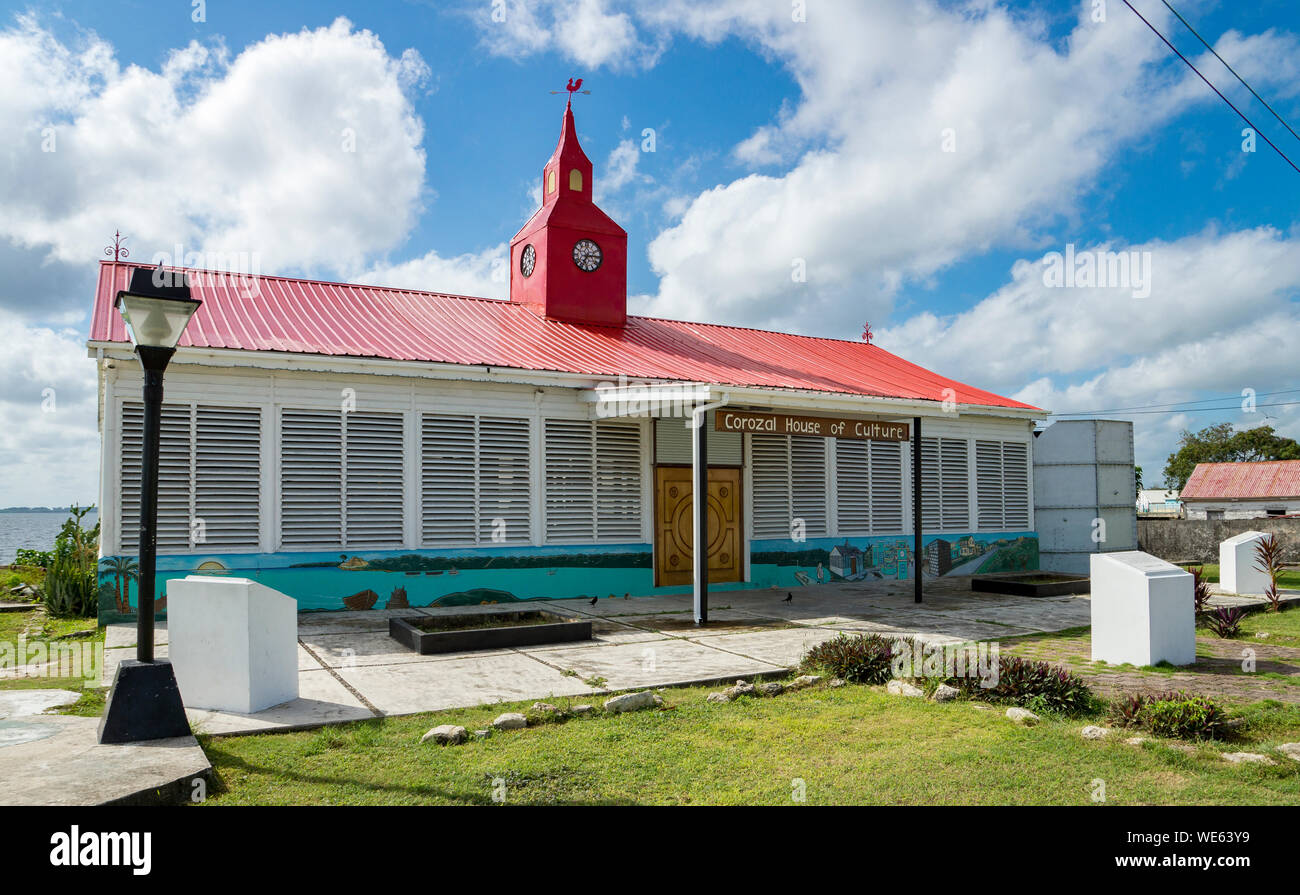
[692,407,709,625]
[913,416,922,604]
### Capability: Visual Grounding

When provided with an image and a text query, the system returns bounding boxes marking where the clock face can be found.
[520,244,536,278]
[572,238,602,272]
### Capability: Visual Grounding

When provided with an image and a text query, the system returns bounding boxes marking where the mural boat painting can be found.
[342,589,379,611]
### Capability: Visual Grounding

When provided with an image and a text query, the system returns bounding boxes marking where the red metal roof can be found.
[1181,460,1300,500]
[88,261,1039,411]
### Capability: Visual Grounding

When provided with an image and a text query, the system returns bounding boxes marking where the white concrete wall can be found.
[1184,499,1300,520]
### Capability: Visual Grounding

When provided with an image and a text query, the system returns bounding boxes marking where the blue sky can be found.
[2,0,1300,504]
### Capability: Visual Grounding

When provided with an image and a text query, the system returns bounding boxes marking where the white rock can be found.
[787,674,822,690]
[1124,736,1148,746]
[1222,752,1276,765]
[706,692,731,704]
[886,680,924,698]
[828,678,847,688]
[492,712,527,730]
[603,690,658,713]
[531,702,558,714]
[932,684,960,703]
[1005,707,1041,726]
[1255,631,1271,639]
[571,704,593,716]
[1274,743,1300,762]
[421,724,467,745]
[757,682,784,697]
[1081,725,1111,740]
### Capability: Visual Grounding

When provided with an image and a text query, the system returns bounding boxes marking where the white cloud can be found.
[353,243,509,300]
[0,311,99,507]
[0,15,429,281]
[476,0,658,70]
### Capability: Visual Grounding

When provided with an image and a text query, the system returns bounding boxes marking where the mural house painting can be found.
[87,96,1043,624]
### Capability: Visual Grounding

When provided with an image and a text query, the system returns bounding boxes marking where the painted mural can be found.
[96,532,1039,625]
[749,532,1039,589]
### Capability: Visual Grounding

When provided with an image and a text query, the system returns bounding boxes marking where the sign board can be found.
[714,410,909,441]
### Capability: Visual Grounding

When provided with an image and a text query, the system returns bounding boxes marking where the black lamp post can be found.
[98,267,201,744]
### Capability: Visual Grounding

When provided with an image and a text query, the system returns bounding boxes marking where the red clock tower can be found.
[510,94,628,327]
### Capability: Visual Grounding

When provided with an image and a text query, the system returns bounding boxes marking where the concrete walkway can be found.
[102,575,1096,736]
[0,689,210,806]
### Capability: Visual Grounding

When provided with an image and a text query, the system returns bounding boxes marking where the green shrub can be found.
[42,505,100,619]
[950,655,1095,715]
[3,573,20,589]
[14,548,54,568]
[1133,692,1231,740]
[801,633,904,684]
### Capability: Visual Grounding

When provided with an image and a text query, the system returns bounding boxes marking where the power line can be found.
[1161,0,1300,146]
[1047,387,1300,416]
[1052,400,1300,417]
[1121,0,1300,176]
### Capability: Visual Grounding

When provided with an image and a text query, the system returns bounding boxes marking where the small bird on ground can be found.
[783,592,793,603]
[589,596,598,606]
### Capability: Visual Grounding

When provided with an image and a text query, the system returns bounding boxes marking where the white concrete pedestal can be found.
[166,576,298,714]
[1220,530,1270,595]
[1090,551,1195,667]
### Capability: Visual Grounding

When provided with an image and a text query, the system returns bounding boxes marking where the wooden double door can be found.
[654,466,742,586]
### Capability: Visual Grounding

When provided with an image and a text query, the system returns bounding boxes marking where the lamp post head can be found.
[114,267,201,353]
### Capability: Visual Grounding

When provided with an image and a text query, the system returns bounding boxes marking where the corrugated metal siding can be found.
[1181,460,1300,500]
[90,262,1038,411]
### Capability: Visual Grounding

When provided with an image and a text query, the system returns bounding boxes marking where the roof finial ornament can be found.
[861,321,873,344]
[550,77,590,106]
[105,230,129,262]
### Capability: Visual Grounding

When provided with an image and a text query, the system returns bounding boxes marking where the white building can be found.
[1180,460,1300,520]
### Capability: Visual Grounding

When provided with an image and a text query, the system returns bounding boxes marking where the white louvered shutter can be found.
[343,412,405,548]
[194,406,261,549]
[118,403,144,553]
[869,440,904,532]
[919,437,941,530]
[420,415,476,546]
[155,404,193,551]
[940,438,970,529]
[835,440,870,534]
[1002,442,1031,529]
[478,417,532,544]
[751,434,791,538]
[791,436,828,537]
[595,420,642,541]
[544,420,596,542]
[280,409,343,548]
[976,439,1005,529]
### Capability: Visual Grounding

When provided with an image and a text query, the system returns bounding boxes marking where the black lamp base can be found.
[97,659,192,744]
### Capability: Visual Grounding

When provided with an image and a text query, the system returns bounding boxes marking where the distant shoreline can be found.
[0,507,93,514]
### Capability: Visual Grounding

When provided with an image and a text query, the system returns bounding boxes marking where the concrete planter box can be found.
[971,573,1090,598]
[389,610,592,655]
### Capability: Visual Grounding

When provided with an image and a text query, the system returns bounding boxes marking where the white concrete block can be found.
[1090,551,1195,667]
[166,576,299,714]
[1219,531,1271,595]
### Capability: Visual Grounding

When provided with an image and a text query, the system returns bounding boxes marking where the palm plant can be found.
[1184,564,1213,614]
[1253,534,1285,613]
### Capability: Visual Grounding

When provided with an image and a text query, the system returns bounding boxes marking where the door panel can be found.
[655,466,742,586]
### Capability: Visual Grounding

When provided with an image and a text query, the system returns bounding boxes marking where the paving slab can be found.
[300,630,496,668]
[186,668,376,735]
[686,627,846,668]
[527,638,785,690]
[335,651,596,716]
[0,688,80,719]
[0,714,208,806]
[105,621,167,650]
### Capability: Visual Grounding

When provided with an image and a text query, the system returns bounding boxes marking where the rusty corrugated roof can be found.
[88,261,1040,411]
[1181,460,1300,500]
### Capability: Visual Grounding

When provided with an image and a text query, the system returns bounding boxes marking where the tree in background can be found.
[1163,423,1300,490]
[1134,465,1144,496]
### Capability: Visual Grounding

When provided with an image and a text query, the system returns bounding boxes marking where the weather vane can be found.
[861,321,873,344]
[550,77,591,103]
[105,230,129,262]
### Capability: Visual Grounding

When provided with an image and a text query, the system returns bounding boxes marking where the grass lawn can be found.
[1193,563,1300,590]
[199,683,1300,806]
[1233,606,1300,648]
[0,607,104,702]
